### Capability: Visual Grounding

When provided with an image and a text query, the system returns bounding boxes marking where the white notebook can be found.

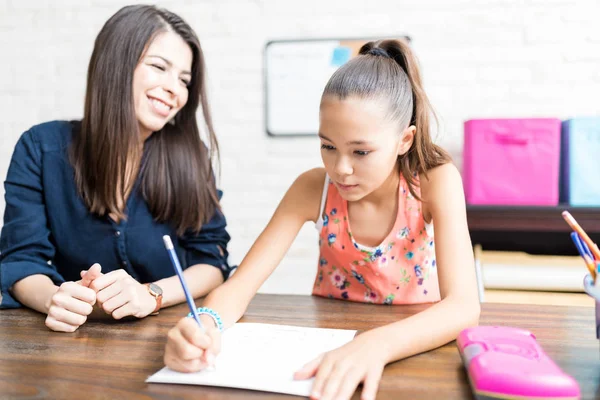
[146,322,357,397]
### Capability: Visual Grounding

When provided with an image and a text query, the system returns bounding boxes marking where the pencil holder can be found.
[582,274,600,339]
[596,301,600,340]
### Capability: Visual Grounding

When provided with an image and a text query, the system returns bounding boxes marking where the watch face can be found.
[148,283,163,296]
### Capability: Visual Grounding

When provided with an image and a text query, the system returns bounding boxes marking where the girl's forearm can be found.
[188,170,319,330]
[368,296,481,364]
[197,276,257,329]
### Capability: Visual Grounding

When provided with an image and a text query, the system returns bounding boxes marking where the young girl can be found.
[164,39,480,400]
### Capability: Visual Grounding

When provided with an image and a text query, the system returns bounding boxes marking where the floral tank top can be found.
[312,174,440,305]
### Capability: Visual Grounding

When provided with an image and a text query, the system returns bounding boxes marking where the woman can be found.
[0,5,232,332]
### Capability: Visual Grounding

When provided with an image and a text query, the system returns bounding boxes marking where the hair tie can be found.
[367,47,390,58]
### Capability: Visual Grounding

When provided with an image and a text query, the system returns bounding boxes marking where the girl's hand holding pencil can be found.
[164,317,221,372]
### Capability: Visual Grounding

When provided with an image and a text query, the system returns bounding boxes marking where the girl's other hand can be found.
[294,333,387,400]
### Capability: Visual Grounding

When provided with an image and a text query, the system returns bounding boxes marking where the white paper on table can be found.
[146,322,357,397]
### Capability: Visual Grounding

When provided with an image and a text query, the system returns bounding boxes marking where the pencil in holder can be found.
[582,274,600,339]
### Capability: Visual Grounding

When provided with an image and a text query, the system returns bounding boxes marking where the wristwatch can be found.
[145,283,163,315]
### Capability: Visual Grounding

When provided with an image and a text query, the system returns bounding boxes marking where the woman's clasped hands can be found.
[45,263,158,332]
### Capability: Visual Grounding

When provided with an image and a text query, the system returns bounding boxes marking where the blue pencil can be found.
[162,235,203,329]
[570,232,596,279]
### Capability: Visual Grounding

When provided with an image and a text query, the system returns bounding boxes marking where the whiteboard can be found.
[264,37,411,137]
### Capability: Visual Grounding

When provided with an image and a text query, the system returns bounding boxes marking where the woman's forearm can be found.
[11,274,60,314]
[369,296,481,364]
[153,263,224,308]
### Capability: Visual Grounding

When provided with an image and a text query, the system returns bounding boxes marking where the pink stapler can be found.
[456,326,580,399]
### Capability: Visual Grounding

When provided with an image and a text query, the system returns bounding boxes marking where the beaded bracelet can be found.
[187,307,224,332]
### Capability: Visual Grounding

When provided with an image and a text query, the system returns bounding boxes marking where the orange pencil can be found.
[562,211,600,261]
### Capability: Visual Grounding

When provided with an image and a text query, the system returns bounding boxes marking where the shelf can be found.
[466,205,600,255]
[466,205,600,233]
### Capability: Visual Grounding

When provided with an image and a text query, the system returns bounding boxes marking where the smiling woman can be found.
[0,5,233,333]
[134,34,192,140]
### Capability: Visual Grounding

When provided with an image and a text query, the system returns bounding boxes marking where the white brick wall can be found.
[1,0,599,294]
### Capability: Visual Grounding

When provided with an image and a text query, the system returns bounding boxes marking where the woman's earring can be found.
[168,118,176,126]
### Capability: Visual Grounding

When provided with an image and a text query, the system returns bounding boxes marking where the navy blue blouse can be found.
[0,120,232,308]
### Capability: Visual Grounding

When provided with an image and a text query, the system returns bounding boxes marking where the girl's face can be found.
[133,31,193,140]
[319,96,414,201]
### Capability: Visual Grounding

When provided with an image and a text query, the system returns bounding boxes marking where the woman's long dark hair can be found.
[71,5,220,235]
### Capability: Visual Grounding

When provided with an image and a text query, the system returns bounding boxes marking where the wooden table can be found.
[1,294,599,399]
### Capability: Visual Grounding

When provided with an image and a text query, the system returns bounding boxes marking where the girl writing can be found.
[164,39,480,400]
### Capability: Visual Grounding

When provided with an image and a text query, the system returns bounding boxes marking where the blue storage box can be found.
[561,117,600,206]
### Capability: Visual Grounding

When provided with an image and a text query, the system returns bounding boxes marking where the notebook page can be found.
[147,323,357,396]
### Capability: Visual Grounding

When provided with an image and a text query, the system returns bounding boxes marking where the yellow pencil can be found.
[583,255,597,280]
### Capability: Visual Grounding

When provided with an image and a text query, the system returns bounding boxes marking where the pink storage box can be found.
[463,118,562,206]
